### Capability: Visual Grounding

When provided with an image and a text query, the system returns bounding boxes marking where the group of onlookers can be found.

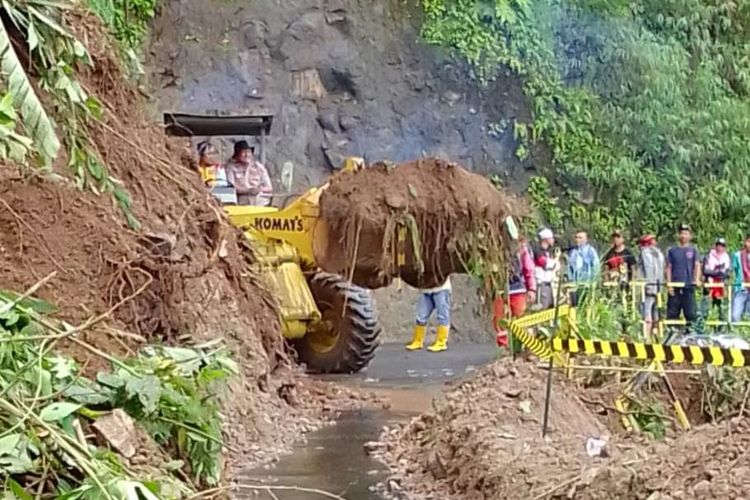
[404,220,750,351]
[196,140,273,206]
[532,224,750,333]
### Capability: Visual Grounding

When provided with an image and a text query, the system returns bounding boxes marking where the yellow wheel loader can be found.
[164,113,380,373]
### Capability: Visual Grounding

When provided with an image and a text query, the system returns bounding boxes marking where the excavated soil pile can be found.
[0,10,367,472]
[580,418,750,500]
[318,158,525,290]
[373,359,610,500]
[375,359,750,500]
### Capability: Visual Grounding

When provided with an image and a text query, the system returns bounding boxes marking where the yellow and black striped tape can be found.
[508,323,553,359]
[508,306,750,367]
[551,338,750,367]
[511,305,571,328]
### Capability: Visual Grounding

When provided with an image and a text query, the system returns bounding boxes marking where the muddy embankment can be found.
[372,359,750,500]
[0,8,381,483]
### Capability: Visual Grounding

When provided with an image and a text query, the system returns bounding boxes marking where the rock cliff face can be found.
[147,0,534,342]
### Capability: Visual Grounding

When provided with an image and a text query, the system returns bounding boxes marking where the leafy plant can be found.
[0,0,140,228]
[87,0,156,50]
[87,0,157,75]
[0,288,235,496]
[701,365,750,422]
[633,401,668,440]
[0,293,172,499]
[0,92,33,162]
[527,176,563,231]
[96,343,238,486]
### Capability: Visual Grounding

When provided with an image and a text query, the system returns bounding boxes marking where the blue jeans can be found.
[416,290,451,326]
[732,289,750,322]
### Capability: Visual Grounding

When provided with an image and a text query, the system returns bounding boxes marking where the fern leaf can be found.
[0,20,60,164]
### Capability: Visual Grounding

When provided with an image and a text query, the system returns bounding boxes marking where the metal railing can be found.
[562,279,750,330]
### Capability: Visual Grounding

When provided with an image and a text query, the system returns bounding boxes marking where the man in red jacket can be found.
[493,237,536,347]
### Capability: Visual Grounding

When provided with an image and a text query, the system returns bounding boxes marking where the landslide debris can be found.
[0,7,371,486]
[317,158,526,290]
[374,360,610,500]
[375,359,750,500]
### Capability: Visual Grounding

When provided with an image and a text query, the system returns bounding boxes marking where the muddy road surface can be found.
[235,342,496,499]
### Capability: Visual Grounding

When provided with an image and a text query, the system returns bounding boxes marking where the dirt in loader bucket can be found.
[316,158,526,292]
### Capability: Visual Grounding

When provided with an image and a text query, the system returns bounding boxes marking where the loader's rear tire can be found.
[295,273,381,374]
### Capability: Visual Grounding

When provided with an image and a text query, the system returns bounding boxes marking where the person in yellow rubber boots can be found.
[406,276,452,352]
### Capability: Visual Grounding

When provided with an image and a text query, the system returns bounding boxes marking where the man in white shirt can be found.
[406,277,451,352]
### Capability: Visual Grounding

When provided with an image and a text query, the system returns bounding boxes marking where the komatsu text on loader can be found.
[164,112,381,373]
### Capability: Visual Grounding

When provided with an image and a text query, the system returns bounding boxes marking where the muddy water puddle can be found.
[236,343,496,499]
[235,406,415,499]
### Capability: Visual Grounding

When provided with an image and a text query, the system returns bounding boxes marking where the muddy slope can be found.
[0,10,354,474]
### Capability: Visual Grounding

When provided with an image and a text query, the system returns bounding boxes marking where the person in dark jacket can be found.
[603,230,636,287]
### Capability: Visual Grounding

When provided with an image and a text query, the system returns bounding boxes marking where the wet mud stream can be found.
[236,343,496,499]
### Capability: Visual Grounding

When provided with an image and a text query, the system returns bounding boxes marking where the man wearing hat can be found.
[702,237,731,318]
[225,140,273,206]
[666,224,702,328]
[638,234,665,336]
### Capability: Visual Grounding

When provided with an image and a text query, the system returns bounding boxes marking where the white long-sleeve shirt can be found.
[422,278,451,294]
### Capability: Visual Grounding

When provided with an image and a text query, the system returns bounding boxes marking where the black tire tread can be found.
[297,272,381,374]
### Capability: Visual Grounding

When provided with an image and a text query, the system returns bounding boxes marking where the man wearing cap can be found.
[603,230,636,287]
[666,224,702,328]
[731,235,750,323]
[702,237,731,318]
[638,234,665,336]
[225,140,273,206]
[533,228,558,309]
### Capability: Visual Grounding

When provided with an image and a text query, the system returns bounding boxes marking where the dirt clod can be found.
[317,158,526,290]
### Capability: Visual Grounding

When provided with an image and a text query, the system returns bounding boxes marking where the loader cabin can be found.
[163,112,273,205]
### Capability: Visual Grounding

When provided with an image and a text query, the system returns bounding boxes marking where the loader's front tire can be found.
[295,273,381,374]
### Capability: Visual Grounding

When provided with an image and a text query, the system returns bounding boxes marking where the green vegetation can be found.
[421,0,750,247]
[99,343,236,486]
[0,0,139,228]
[87,0,157,74]
[88,0,157,50]
[0,290,233,497]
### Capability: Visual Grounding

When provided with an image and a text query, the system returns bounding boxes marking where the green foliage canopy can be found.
[422,0,750,247]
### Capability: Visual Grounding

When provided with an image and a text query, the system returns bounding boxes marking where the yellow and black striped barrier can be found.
[509,322,554,360]
[551,338,750,367]
[511,304,571,328]
[508,312,750,368]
